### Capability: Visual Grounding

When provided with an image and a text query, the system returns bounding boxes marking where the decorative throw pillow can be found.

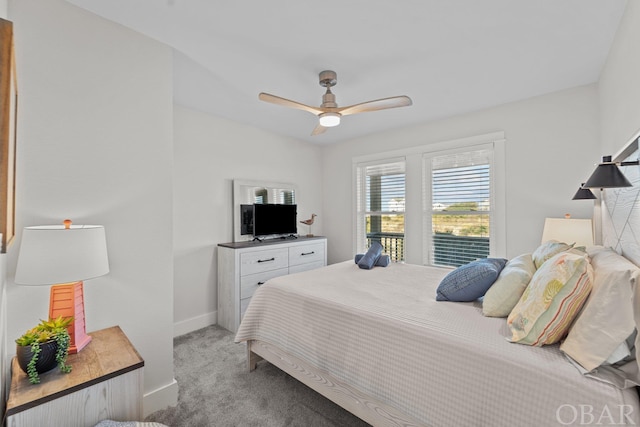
[357,241,383,270]
[507,251,593,346]
[560,246,640,371]
[532,240,574,269]
[354,253,391,267]
[436,258,507,302]
[482,253,536,317]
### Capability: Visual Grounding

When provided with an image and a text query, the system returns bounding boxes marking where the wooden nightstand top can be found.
[6,325,144,417]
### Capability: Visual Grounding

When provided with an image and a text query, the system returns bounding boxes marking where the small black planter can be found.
[16,340,58,375]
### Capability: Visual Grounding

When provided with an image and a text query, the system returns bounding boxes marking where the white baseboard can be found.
[173,310,217,337]
[143,378,178,417]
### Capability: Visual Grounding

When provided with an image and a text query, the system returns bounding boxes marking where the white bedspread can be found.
[236,261,640,426]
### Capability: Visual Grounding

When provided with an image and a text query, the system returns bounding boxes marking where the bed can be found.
[235,246,640,426]
[93,422,168,427]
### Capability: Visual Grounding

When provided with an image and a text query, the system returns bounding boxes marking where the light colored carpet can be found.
[144,325,370,427]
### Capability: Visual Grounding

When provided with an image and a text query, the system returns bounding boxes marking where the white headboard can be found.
[601,136,640,267]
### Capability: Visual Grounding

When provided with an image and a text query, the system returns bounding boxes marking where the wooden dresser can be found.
[218,236,327,332]
[5,326,144,427]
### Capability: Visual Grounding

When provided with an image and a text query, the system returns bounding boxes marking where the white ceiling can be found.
[65,0,627,144]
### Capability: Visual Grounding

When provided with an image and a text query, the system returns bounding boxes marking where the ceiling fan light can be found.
[318,112,341,127]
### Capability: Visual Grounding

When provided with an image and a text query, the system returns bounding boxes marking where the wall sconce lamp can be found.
[14,220,109,353]
[583,155,638,189]
[572,183,597,200]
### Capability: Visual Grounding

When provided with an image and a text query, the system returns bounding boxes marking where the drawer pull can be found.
[257,258,275,263]
[257,281,265,286]
[301,251,315,256]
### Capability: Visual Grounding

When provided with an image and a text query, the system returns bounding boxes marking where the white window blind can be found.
[425,148,493,267]
[356,159,406,262]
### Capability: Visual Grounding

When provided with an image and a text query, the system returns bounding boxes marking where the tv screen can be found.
[253,204,297,237]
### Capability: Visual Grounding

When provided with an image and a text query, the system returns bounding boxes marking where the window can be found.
[424,148,493,267]
[352,132,505,265]
[355,159,406,262]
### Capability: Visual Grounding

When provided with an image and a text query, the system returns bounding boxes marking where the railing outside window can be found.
[432,233,490,267]
[366,232,405,262]
[367,232,490,267]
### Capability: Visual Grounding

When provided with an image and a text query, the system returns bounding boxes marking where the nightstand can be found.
[5,326,144,427]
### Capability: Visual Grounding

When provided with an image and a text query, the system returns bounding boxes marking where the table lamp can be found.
[14,220,109,353]
[540,216,594,248]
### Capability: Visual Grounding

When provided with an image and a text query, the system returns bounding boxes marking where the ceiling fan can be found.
[258,70,413,136]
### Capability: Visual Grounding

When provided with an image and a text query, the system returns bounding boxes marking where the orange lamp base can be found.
[48,281,91,354]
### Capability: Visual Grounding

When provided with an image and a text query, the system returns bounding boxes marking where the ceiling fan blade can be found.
[311,123,327,136]
[338,96,413,116]
[259,92,324,115]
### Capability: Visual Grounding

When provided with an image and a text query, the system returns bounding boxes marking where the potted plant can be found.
[15,316,73,384]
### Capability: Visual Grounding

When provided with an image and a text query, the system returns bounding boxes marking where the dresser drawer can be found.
[240,248,289,276]
[289,243,325,267]
[240,267,288,299]
[289,260,325,275]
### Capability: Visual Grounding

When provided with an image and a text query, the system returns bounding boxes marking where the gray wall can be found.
[1,0,10,416]
[6,0,176,414]
[172,105,323,334]
[599,1,640,156]
[321,85,600,264]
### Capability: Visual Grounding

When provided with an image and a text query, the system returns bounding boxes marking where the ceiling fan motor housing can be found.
[319,70,338,108]
[319,70,337,88]
[322,90,337,108]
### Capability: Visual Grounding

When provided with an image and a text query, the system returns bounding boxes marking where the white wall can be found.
[322,85,600,264]
[1,0,11,416]
[0,253,6,419]
[172,105,323,334]
[599,1,640,155]
[6,0,176,415]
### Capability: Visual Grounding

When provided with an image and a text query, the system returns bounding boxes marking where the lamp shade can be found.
[15,224,109,285]
[584,156,632,189]
[572,183,597,200]
[541,218,594,248]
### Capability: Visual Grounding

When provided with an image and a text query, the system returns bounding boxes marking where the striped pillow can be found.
[507,251,593,346]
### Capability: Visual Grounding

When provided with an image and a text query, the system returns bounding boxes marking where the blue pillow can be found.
[357,241,383,270]
[354,253,390,267]
[436,258,507,302]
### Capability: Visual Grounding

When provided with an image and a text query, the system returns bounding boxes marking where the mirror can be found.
[233,179,297,242]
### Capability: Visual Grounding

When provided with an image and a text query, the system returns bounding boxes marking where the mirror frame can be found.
[232,179,297,242]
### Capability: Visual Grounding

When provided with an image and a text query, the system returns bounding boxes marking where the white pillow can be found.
[482,254,536,317]
[532,240,573,269]
[560,246,640,371]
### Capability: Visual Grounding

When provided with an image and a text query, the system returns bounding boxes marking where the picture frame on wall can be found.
[0,18,17,253]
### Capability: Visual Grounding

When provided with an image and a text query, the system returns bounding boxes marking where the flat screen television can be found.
[253,203,297,237]
[240,204,254,235]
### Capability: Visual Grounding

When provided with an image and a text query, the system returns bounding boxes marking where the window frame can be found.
[423,144,495,267]
[352,131,505,264]
[354,157,407,260]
